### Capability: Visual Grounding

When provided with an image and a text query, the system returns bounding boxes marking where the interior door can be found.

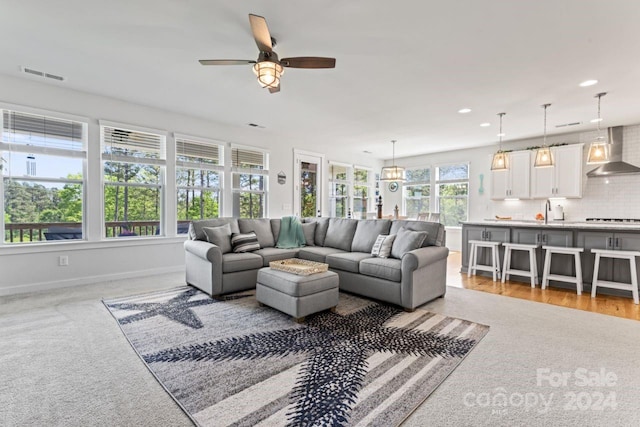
[294,151,324,218]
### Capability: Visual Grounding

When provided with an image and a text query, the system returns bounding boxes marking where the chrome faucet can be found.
[544,199,551,224]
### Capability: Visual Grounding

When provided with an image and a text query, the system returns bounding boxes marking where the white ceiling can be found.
[2,0,640,160]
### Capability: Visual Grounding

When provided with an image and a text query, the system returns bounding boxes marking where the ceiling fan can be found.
[199,14,336,93]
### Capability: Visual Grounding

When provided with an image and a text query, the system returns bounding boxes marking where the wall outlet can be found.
[59,255,69,266]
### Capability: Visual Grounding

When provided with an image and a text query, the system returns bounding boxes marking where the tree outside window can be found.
[232,147,268,218]
[436,163,469,227]
[403,168,430,219]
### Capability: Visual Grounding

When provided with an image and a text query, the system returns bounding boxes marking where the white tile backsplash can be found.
[492,124,640,221]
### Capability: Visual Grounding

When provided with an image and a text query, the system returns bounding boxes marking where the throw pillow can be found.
[391,227,428,259]
[202,224,232,254]
[371,234,396,258]
[230,231,261,253]
[301,222,317,246]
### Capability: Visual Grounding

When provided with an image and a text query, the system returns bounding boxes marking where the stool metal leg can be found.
[591,253,601,298]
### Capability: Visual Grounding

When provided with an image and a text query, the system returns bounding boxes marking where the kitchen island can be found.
[461,220,640,295]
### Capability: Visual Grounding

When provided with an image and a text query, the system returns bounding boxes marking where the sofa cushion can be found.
[231,232,261,253]
[270,219,281,243]
[238,218,276,248]
[351,219,392,253]
[303,217,330,246]
[253,247,301,266]
[371,234,396,258]
[391,228,428,259]
[301,222,316,246]
[390,220,444,247]
[202,224,232,254]
[222,252,263,273]
[326,252,373,273]
[324,218,358,251]
[298,246,347,263]
[189,218,239,241]
[360,258,402,282]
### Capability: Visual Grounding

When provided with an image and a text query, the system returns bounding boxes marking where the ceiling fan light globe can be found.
[253,61,283,88]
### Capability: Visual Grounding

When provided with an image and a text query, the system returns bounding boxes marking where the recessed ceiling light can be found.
[579,79,598,87]
[590,118,603,123]
[458,108,472,114]
[480,122,491,127]
[497,133,505,137]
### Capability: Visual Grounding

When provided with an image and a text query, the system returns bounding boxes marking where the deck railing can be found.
[4,221,192,243]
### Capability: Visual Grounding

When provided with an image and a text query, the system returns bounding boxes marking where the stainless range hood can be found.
[586,126,640,177]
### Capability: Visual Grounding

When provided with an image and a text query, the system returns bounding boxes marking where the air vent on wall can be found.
[21,66,65,82]
[555,121,582,128]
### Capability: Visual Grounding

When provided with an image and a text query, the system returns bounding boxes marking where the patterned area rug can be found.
[103,287,489,426]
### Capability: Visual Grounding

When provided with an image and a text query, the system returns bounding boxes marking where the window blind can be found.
[176,138,221,164]
[231,147,266,170]
[2,110,84,151]
[102,125,164,160]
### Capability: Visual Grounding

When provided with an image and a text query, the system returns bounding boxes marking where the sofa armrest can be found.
[184,240,222,263]
[400,246,449,310]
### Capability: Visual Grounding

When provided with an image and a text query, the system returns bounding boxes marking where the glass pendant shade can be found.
[491,151,509,171]
[534,147,554,168]
[253,61,283,88]
[380,140,406,182]
[490,112,509,171]
[534,103,554,168]
[380,165,406,181]
[586,139,609,164]
[586,93,610,165]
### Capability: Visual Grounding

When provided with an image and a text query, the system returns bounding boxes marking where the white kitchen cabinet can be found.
[491,150,530,200]
[531,143,583,198]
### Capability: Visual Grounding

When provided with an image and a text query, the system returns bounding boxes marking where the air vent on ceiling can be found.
[247,123,265,128]
[21,66,65,82]
[555,121,582,128]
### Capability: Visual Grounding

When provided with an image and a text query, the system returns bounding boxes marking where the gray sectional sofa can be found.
[184,217,449,310]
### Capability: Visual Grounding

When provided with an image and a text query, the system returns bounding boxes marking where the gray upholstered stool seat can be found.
[256,267,339,322]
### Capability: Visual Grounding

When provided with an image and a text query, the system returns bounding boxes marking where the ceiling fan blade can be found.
[281,57,336,69]
[269,85,280,94]
[199,59,256,66]
[249,14,272,52]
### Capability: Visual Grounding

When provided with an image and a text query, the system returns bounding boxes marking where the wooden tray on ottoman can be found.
[269,258,329,276]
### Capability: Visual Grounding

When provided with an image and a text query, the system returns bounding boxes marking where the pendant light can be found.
[534,103,554,168]
[490,113,509,171]
[586,92,609,164]
[380,140,406,181]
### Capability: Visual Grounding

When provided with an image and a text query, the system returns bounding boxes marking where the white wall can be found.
[0,74,381,295]
[382,124,640,252]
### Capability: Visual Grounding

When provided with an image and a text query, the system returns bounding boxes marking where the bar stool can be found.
[541,246,584,295]
[501,243,539,287]
[468,240,501,281]
[591,249,640,304]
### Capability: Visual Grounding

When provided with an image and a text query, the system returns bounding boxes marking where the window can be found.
[353,167,371,219]
[176,136,223,233]
[403,168,431,219]
[1,109,87,244]
[329,163,351,218]
[435,163,469,227]
[101,122,165,237]
[232,146,268,218]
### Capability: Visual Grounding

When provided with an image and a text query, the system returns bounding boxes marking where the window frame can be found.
[100,120,167,239]
[1,105,89,245]
[434,162,470,227]
[328,161,352,218]
[174,133,224,231]
[402,167,432,219]
[352,165,372,219]
[230,144,269,218]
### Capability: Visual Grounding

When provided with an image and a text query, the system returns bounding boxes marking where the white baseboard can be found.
[0,265,185,297]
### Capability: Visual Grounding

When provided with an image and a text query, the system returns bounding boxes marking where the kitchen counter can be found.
[462,220,640,231]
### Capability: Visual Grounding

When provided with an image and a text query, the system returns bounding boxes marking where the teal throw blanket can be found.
[276,216,306,249]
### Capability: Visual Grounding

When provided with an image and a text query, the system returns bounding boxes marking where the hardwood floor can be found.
[447,251,640,321]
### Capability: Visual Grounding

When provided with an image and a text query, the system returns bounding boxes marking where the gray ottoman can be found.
[256,267,339,322]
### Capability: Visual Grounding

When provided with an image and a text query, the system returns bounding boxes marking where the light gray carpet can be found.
[103,287,487,426]
[2,273,640,426]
